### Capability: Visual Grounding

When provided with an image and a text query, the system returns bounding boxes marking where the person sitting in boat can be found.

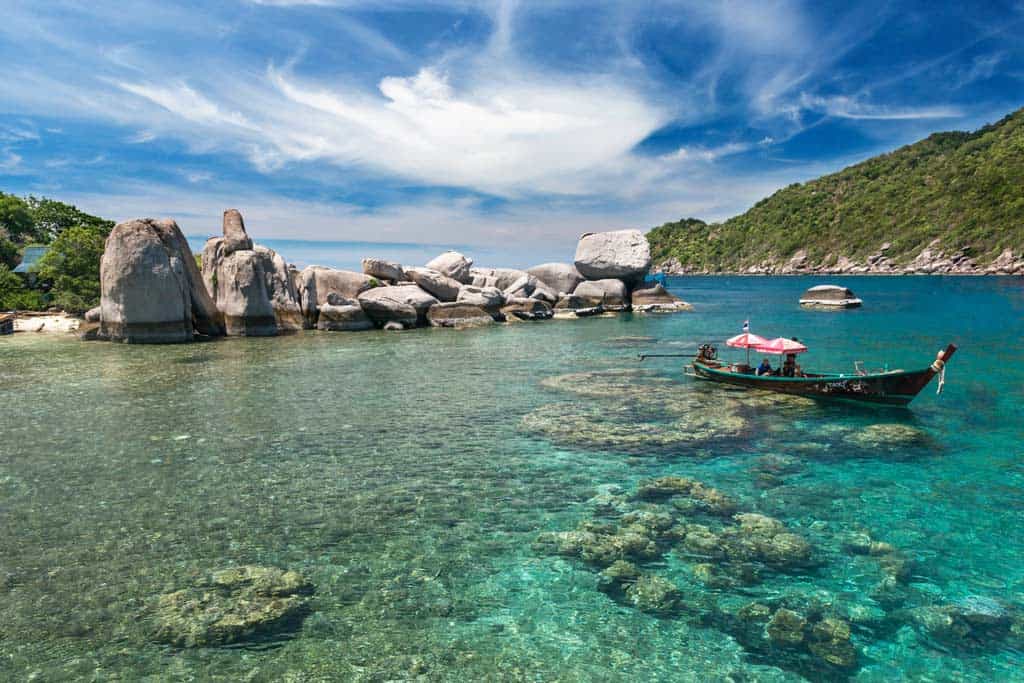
[782,353,797,377]
[757,358,773,376]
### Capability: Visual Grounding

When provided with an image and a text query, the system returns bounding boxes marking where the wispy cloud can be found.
[799,94,963,120]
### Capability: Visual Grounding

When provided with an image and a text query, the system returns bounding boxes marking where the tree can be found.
[25,196,114,242]
[0,193,35,242]
[0,235,17,269]
[0,263,45,311]
[34,225,107,314]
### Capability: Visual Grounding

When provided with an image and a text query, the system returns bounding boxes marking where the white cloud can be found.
[799,94,962,120]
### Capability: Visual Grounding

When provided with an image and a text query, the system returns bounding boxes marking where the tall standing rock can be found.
[574,230,652,283]
[99,218,224,343]
[202,210,302,336]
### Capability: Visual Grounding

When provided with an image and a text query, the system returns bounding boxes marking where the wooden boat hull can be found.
[691,344,957,407]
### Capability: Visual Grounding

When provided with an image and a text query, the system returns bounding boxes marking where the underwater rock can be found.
[625,573,683,615]
[153,565,312,648]
[807,617,857,668]
[847,423,929,449]
[595,560,640,599]
[634,476,739,516]
[767,608,807,645]
[907,597,1014,651]
[540,369,674,399]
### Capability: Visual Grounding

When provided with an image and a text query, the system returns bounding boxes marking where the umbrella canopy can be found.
[756,337,809,355]
[726,332,769,349]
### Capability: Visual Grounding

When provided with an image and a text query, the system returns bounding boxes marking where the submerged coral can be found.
[153,565,313,648]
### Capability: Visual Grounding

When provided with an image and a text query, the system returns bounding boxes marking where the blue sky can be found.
[1,0,1023,259]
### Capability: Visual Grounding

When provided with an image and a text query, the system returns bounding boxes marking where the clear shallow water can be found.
[0,275,1022,681]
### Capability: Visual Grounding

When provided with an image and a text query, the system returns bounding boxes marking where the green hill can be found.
[647,107,1024,273]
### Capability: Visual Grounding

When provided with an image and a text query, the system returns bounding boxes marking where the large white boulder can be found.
[573,278,629,310]
[574,230,652,282]
[406,267,461,302]
[358,284,437,326]
[361,257,406,283]
[457,285,505,318]
[426,302,494,328]
[295,266,378,328]
[526,263,584,295]
[425,251,473,283]
[99,218,223,343]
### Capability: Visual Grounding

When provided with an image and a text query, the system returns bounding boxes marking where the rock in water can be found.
[425,251,473,283]
[202,210,302,336]
[406,267,462,302]
[361,257,406,283]
[84,306,101,323]
[574,230,652,282]
[470,267,530,290]
[426,302,494,328]
[317,303,373,331]
[573,279,629,310]
[503,274,538,299]
[358,285,436,327]
[631,283,692,312]
[296,266,378,328]
[99,218,224,343]
[153,565,312,648]
[527,262,584,295]
[501,298,553,321]
[457,285,506,319]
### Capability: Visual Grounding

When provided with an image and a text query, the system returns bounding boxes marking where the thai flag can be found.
[742,320,749,332]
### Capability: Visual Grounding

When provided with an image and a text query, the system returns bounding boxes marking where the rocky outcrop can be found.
[406,267,461,302]
[631,283,692,312]
[358,284,437,327]
[426,251,473,283]
[527,263,584,295]
[153,565,312,648]
[574,230,652,282]
[295,266,378,328]
[316,301,373,331]
[99,218,224,343]
[202,211,302,336]
[361,257,406,283]
[84,307,101,323]
[573,279,629,310]
[426,302,494,328]
[457,285,505,318]
[470,267,529,290]
[501,298,553,321]
[503,274,538,299]
[985,248,1024,274]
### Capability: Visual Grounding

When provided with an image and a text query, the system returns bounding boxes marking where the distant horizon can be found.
[3,2,1023,248]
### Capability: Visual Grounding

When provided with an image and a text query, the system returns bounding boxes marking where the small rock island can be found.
[86,210,691,343]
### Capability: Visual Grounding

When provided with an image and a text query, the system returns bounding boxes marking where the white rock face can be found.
[426,302,494,328]
[572,278,629,309]
[631,283,692,313]
[358,284,438,326]
[526,263,584,295]
[295,266,377,328]
[316,303,374,331]
[470,267,529,290]
[457,285,505,318]
[574,230,652,282]
[99,218,223,343]
[425,251,474,283]
[406,267,461,302]
[361,257,406,283]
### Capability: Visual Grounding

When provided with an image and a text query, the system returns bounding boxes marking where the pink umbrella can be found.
[755,337,809,355]
[726,332,769,349]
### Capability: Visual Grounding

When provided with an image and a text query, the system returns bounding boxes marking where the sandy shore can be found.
[11,313,82,333]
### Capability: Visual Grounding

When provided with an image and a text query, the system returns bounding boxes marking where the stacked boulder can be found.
[91,223,692,344]
[97,218,224,343]
[202,210,302,336]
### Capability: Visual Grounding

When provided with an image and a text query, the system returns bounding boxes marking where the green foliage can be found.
[648,108,1024,270]
[34,225,107,314]
[0,235,17,269]
[0,264,46,311]
[0,193,36,242]
[25,196,113,242]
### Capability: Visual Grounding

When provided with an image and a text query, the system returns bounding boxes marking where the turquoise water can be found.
[1,275,1023,681]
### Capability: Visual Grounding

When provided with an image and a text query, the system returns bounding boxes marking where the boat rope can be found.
[931,357,946,394]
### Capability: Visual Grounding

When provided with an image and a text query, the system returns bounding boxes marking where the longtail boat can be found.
[685,342,958,407]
